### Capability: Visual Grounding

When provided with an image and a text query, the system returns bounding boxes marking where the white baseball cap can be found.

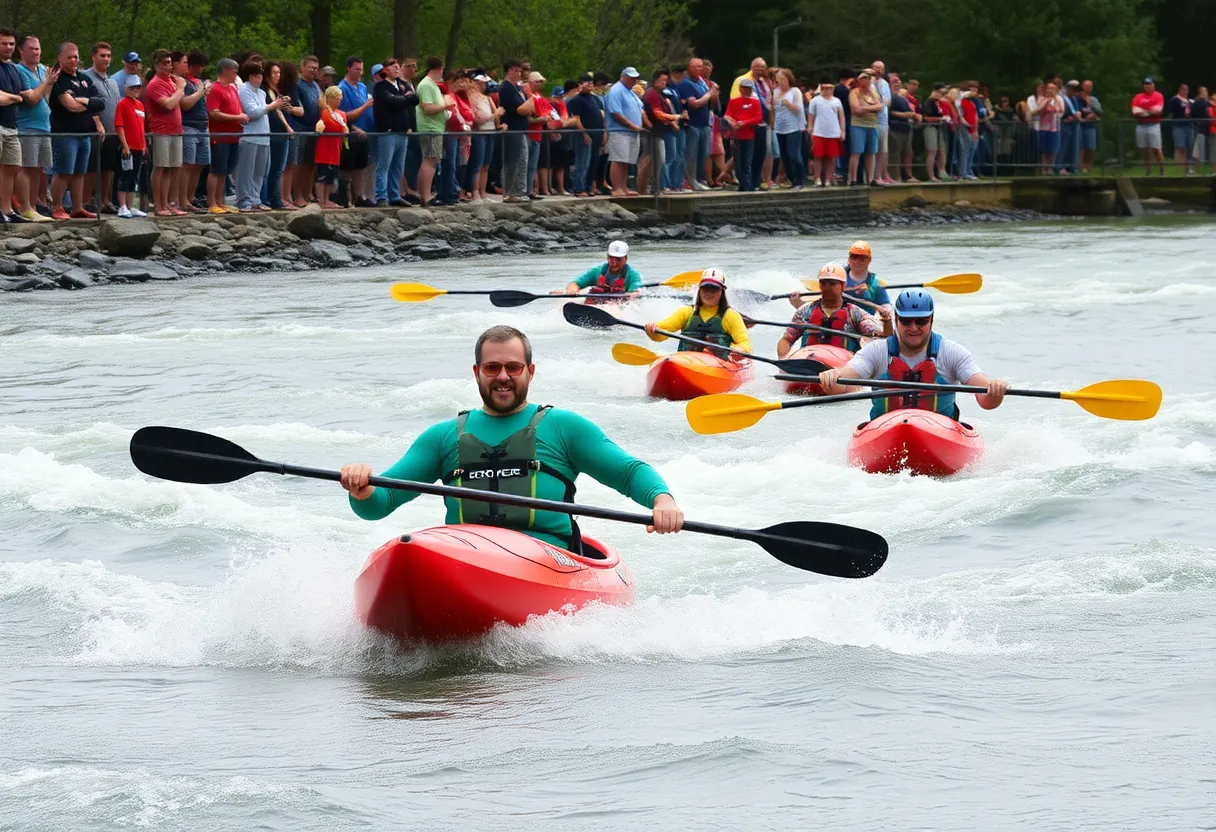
[699,267,726,288]
[607,240,629,257]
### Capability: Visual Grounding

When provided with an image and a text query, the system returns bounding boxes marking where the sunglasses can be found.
[895,317,931,328]
[478,362,528,377]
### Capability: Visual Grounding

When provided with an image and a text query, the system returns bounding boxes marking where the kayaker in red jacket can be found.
[818,289,1009,421]
[778,263,889,357]
[339,325,684,549]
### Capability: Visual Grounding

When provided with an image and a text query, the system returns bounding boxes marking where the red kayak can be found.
[645,352,753,401]
[782,344,855,396]
[847,410,984,477]
[354,525,635,642]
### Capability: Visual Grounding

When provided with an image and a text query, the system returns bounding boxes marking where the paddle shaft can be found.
[743,316,865,342]
[614,319,818,371]
[836,377,1056,399]
[152,446,865,555]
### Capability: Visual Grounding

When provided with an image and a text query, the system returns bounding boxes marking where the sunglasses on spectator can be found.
[478,362,528,377]
[895,317,931,329]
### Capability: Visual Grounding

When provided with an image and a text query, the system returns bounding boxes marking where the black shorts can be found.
[210,142,241,177]
[316,163,338,185]
[548,136,568,168]
[538,134,552,168]
[339,133,369,170]
[297,134,318,164]
[117,150,144,192]
[89,134,123,173]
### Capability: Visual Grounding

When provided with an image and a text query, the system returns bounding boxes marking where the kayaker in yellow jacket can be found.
[339,325,684,550]
[643,268,752,358]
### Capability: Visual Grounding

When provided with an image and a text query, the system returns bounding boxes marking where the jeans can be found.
[776,131,805,187]
[503,132,529,198]
[1057,122,1079,172]
[662,131,680,190]
[735,138,755,191]
[439,135,461,202]
[526,138,541,193]
[464,132,491,192]
[266,134,289,207]
[375,132,408,202]
[573,132,594,193]
[751,124,768,186]
[685,124,710,185]
[236,141,270,209]
[957,131,977,178]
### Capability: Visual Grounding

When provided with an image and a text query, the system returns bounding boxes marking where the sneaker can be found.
[21,209,51,223]
[101,203,119,215]
[36,203,53,217]
[52,208,70,220]
[692,181,710,191]
[117,206,132,218]
[71,209,97,219]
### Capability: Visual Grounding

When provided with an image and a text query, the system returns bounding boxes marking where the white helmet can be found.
[607,240,629,257]
[699,267,726,289]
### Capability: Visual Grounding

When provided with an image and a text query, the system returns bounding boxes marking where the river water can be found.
[2,216,1213,830]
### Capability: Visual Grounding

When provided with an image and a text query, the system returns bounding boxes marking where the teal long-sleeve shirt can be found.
[573,263,644,291]
[349,403,671,547]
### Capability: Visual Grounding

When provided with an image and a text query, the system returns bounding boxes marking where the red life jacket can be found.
[874,333,954,418]
[804,302,853,350]
[588,265,628,296]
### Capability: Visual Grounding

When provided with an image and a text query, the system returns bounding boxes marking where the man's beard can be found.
[478,376,529,414]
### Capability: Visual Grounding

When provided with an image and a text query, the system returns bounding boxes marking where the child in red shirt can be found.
[314,86,348,208]
[114,76,148,218]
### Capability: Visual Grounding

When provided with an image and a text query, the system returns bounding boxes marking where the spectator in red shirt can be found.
[724,77,763,191]
[205,57,247,213]
[642,69,681,194]
[145,49,186,215]
[314,86,348,208]
[1131,77,1165,175]
[113,75,147,217]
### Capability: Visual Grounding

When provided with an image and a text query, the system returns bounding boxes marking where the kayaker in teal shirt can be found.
[551,239,643,301]
[340,325,683,549]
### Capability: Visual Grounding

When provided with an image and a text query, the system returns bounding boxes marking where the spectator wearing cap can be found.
[497,58,533,203]
[1131,77,1165,175]
[113,74,147,217]
[1055,79,1082,174]
[414,55,452,206]
[177,51,213,213]
[522,70,550,197]
[338,55,375,206]
[372,59,415,206]
[605,66,645,196]
[13,34,56,222]
[320,65,338,88]
[677,57,715,190]
[565,73,602,197]
[807,79,845,187]
[731,57,772,192]
[290,56,323,207]
[724,77,763,191]
[146,49,187,215]
[548,83,574,195]
[465,72,501,202]
[81,41,120,214]
[111,51,142,95]
[1077,80,1100,173]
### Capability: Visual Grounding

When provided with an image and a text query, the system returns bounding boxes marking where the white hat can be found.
[699,267,726,289]
[607,240,629,257]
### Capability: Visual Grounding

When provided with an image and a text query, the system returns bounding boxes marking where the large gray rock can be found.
[488,203,531,222]
[58,268,95,289]
[0,277,40,291]
[285,204,330,240]
[0,258,18,275]
[396,208,434,229]
[409,238,453,258]
[97,220,161,257]
[301,240,353,267]
[109,260,179,281]
[3,238,38,254]
[77,250,113,271]
[174,235,215,261]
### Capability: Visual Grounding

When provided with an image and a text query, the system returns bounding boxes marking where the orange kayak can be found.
[644,351,753,400]
[782,344,855,396]
[847,410,984,477]
[354,525,635,643]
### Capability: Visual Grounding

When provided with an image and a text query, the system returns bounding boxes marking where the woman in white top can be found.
[773,69,807,189]
[236,60,290,211]
[806,80,845,187]
[466,74,502,203]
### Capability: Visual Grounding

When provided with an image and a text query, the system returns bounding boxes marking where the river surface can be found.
[2,216,1214,830]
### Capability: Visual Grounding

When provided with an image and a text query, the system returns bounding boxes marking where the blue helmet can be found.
[894,289,934,318]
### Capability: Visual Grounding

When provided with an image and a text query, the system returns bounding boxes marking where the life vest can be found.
[441,405,581,548]
[844,267,882,305]
[586,264,628,304]
[679,306,732,358]
[870,333,957,420]
[800,301,859,350]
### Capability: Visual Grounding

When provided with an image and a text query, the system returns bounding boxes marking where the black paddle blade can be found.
[489,290,540,308]
[129,426,268,485]
[562,301,619,329]
[773,358,830,377]
[753,521,888,578]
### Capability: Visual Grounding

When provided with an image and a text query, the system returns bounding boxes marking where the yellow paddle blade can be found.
[389,282,447,302]
[686,393,783,435]
[660,270,704,289]
[1060,380,1163,421]
[611,343,661,366]
[925,273,983,294]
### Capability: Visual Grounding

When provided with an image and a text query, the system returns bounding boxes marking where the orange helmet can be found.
[816,262,847,284]
[848,240,872,258]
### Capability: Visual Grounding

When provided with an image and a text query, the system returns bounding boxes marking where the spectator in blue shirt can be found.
[338,55,375,206]
[565,73,604,196]
[292,56,323,206]
[676,57,715,190]
[605,67,644,195]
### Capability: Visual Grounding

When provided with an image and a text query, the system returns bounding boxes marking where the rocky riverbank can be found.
[0,199,1048,292]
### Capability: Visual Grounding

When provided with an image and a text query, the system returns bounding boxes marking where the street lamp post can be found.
[773,19,803,67]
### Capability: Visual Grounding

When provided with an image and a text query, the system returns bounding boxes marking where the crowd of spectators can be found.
[1,26,1214,223]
